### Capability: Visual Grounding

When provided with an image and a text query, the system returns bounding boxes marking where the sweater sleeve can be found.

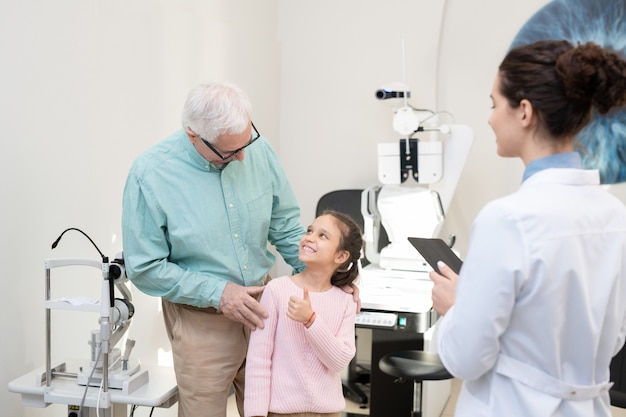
[244,285,279,417]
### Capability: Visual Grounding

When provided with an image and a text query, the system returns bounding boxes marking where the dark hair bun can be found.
[556,42,626,115]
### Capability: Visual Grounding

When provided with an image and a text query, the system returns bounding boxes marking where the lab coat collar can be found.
[522,152,582,182]
[522,167,600,187]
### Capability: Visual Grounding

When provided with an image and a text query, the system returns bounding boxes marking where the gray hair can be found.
[181,82,252,143]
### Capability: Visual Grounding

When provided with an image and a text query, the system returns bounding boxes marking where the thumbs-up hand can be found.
[287,287,314,324]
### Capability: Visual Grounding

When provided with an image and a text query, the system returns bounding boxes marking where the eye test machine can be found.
[8,229,178,417]
[350,83,473,417]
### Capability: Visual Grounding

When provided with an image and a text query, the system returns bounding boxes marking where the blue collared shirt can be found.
[522,152,583,183]
[122,129,305,308]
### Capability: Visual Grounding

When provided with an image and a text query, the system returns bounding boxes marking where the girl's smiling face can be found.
[299,214,348,267]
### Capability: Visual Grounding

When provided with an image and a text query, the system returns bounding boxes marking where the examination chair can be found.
[379,350,452,417]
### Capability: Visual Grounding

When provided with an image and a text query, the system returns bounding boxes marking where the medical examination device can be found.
[362,94,473,272]
[351,52,474,416]
[9,228,178,417]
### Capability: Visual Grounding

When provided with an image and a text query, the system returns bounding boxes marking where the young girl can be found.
[244,210,363,417]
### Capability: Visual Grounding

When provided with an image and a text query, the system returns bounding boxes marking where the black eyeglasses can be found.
[200,122,260,161]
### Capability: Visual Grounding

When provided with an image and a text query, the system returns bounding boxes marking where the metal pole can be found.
[45,265,51,387]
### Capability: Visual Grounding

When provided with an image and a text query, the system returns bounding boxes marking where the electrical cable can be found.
[79,348,103,412]
[51,227,106,261]
[408,104,435,114]
[96,376,104,417]
[419,110,455,126]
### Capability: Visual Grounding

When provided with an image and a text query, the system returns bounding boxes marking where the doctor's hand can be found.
[429,261,458,316]
[220,282,268,331]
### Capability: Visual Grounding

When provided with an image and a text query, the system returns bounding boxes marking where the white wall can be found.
[277,0,550,257]
[2,1,555,416]
[277,0,446,234]
[1,1,279,416]
[436,0,548,253]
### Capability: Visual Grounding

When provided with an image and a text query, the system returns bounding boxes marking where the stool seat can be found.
[379,350,452,382]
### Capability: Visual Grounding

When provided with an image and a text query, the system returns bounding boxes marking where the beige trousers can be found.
[162,299,250,417]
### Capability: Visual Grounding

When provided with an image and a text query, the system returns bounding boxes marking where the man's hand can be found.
[429,261,459,316]
[219,282,267,330]
[340,282,361,313]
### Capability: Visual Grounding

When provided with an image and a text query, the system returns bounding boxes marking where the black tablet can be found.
[407,237,463,274]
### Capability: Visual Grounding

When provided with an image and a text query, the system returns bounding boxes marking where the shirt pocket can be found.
[245,192,273,246]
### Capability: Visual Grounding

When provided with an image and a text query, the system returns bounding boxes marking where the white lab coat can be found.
[438,168,626,417]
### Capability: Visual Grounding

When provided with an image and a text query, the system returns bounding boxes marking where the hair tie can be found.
[338,261,354,273]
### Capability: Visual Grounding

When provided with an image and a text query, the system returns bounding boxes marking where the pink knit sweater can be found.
[244,276,357,417]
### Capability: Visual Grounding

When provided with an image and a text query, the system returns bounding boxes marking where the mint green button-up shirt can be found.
[122,129,305,309]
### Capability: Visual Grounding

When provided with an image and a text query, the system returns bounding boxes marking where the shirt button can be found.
[570,391,576,396]
[243,265,248,270]
[234,234,239,238]
[229,203,234,208]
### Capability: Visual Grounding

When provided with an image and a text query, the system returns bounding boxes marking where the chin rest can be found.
[379,350,452,382]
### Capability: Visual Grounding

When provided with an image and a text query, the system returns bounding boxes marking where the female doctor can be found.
[430,40,626,417]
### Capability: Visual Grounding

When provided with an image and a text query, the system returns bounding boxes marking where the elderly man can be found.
[122,82,306,417]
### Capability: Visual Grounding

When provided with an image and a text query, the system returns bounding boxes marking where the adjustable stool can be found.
[379,350,452,417]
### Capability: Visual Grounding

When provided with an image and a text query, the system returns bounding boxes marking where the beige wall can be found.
[2,1,559,416]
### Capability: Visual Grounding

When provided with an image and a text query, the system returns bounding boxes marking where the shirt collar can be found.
[522,152,583,183]
[181,130,227,172]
